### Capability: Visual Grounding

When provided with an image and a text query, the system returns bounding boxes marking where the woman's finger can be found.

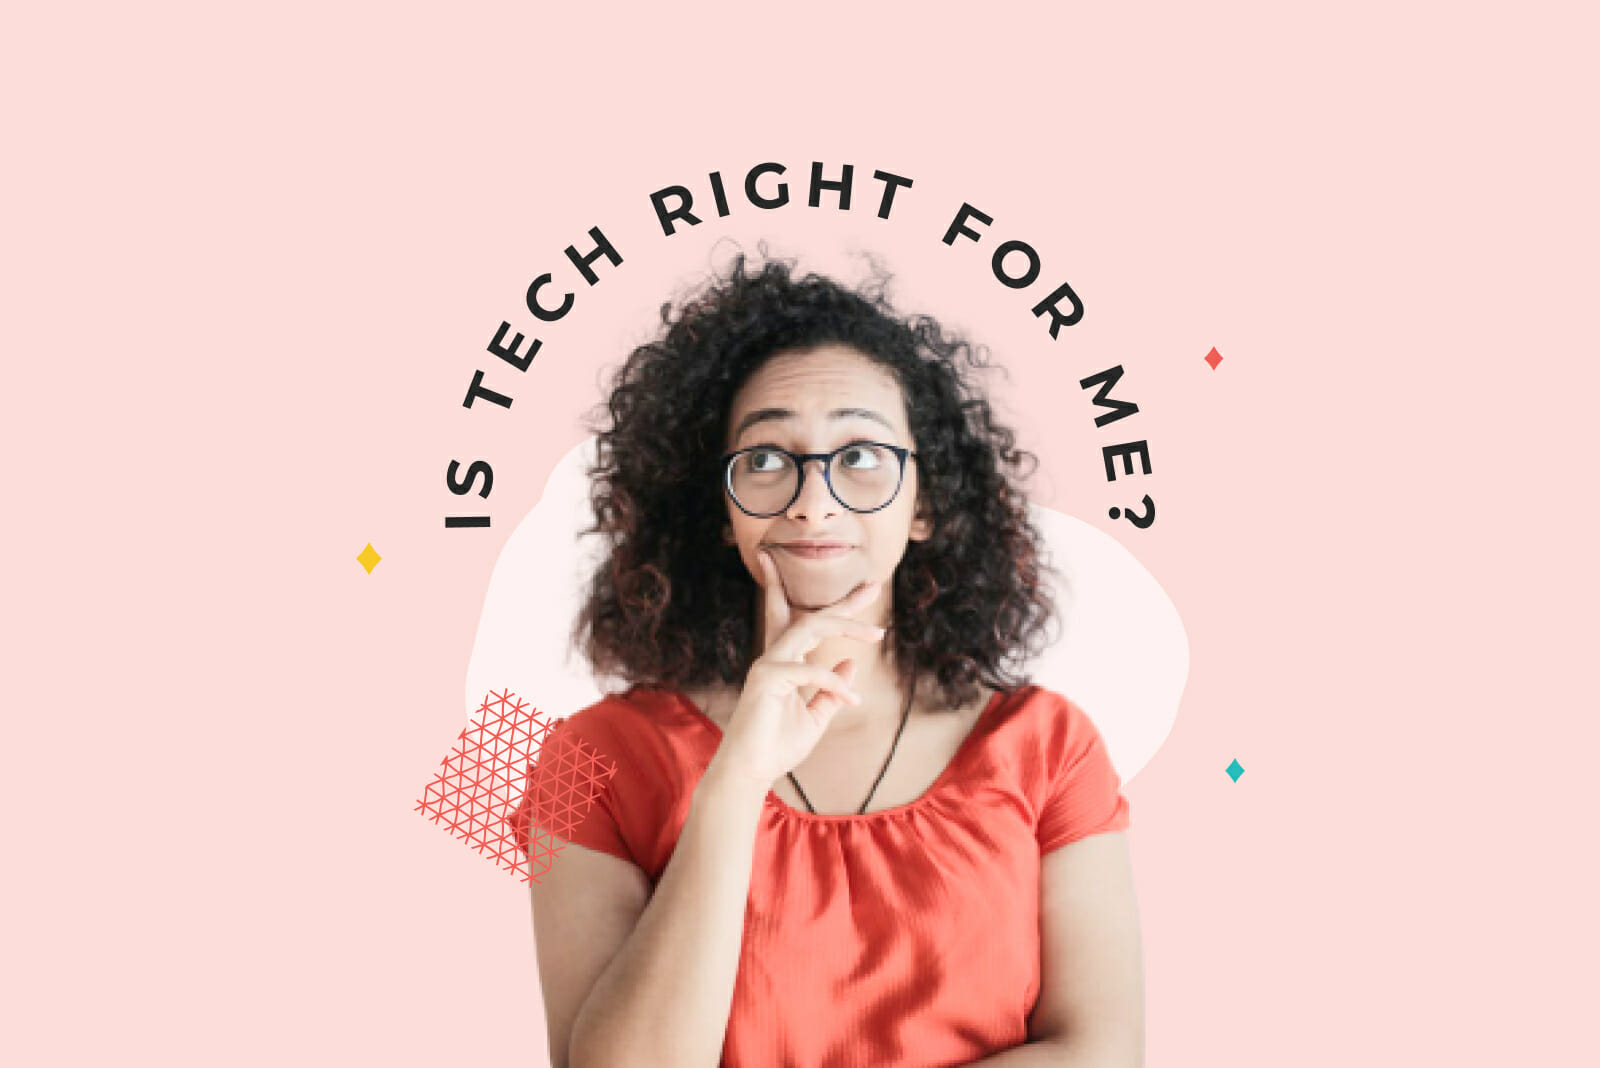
[805,658,857,717]
[766,592,886,663]
[759,660,863,707]
[759,550,792,656]
[768,617,885,666]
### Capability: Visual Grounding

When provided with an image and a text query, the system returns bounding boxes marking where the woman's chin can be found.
[778,567,861,607]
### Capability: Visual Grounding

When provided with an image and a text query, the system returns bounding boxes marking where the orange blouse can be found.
[509,683,1131,1068]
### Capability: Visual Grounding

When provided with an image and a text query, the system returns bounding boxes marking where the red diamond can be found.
[1205,347,1223,369]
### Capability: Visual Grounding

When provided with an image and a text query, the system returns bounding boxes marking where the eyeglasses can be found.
[722,441,919,517]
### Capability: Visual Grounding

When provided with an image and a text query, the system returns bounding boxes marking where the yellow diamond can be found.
[357,543,382,573]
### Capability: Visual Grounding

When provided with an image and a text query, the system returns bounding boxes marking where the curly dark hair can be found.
[569,249,1061,712]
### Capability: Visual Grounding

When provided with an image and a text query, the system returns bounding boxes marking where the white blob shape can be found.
[1028,505,1187,780]
[467,437,1185,782]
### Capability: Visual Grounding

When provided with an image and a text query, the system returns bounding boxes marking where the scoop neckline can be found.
[669,685,1014,822]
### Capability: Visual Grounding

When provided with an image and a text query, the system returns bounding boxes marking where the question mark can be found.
[1108,495,1155,529]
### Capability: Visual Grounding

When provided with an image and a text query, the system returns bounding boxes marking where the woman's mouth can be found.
[775,544,852,559]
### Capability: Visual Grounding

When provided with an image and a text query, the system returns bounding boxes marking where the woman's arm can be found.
[557,757,768,1068]
[545,568,877,1067]
[952,832,1145,1067]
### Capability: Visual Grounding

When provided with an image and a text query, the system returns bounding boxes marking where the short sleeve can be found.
[507,710,634,866]
[1034,695,1131,853]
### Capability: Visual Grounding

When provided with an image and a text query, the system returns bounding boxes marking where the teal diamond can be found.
[1225,759,1244,782]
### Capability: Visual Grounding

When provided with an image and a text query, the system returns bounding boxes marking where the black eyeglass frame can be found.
[721,441,920,517]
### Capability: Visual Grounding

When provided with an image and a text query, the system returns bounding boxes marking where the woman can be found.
[510,252,1143,1068]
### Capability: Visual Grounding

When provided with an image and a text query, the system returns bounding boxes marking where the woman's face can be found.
[721,343,931,616]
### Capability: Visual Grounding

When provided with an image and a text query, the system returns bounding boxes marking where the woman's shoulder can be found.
[987,681,1073,726]
[556,683,690,731]
[547,684,713,772]
[985,683,1108,758]
[987,683,1123,799]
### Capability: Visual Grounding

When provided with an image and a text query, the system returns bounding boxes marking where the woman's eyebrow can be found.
[732,406,895,441]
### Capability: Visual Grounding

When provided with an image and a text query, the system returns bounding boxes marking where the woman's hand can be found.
[709,550,886,792]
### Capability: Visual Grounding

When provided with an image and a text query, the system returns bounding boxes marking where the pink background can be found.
[5,2,1596,1064]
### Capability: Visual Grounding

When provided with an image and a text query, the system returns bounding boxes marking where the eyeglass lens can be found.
[729,445,902,514]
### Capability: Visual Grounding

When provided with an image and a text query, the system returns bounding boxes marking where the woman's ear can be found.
[909,497,933,542]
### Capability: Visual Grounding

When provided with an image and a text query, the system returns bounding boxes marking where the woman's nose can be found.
[786,457,839,518]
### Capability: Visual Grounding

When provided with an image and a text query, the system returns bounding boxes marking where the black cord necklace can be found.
[787,676,915,815]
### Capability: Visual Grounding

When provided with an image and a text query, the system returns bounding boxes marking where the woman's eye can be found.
[840,446,882,469]
[748,450,787,471]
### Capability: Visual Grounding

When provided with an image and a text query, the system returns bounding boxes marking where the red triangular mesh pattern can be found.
[415,687,614,884]
[512,724,619,884]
